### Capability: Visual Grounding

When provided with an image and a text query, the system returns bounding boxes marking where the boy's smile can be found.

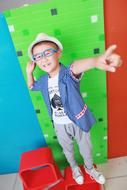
[42,62,51,67]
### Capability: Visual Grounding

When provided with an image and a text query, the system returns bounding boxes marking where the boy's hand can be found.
[95,45,122,72]
[26,61,36,74]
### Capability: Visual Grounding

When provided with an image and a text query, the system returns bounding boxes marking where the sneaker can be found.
[72,166,84,185]
[85,166,105,184]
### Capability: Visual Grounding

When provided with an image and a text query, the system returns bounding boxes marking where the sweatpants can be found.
[53,122,93,169]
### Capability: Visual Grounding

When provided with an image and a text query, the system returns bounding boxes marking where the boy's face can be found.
[32,42,61,77]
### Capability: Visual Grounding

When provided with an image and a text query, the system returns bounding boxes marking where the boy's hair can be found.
[32,41,59,54]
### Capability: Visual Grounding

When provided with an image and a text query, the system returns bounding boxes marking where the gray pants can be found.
[54,122,93,169]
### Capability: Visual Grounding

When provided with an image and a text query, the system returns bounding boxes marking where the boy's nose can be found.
[41,56,48,61]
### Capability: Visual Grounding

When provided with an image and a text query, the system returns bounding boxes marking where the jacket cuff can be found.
[70,64,84,82]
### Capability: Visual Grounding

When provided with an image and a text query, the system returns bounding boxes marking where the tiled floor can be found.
[0,156,127,190]
[98,156,127,190]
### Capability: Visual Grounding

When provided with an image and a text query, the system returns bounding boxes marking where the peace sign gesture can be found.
[96,45,122,72]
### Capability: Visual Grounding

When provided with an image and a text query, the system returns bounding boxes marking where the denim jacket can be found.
[31,63,96,132]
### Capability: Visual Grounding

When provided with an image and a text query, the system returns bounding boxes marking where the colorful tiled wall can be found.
[3,0,107,170]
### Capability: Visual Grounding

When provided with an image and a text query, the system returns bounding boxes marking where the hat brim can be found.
[28,37,63,61]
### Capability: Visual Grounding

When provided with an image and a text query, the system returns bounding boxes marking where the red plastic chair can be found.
[19,147,63,190]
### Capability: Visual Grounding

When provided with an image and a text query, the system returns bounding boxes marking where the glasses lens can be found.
[33,53,42,61]
[44,49,54,57]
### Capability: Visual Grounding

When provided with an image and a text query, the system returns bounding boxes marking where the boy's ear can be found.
[57,49,62,59]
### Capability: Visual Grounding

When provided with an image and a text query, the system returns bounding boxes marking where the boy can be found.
[26,33,122,185]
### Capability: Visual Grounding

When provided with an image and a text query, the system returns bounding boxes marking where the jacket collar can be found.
[59,63,67,82]
[45,63,66,81]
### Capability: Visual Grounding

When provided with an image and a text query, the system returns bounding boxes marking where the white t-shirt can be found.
[48,73,72,124]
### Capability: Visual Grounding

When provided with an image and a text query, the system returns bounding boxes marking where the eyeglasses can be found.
[32,48,58,61]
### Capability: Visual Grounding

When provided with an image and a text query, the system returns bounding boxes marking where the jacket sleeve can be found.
[30,77,42,91]
[67,63,84,82]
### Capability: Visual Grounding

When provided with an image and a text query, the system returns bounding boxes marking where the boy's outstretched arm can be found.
[71,45,122,75]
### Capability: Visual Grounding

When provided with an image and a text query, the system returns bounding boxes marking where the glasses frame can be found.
[32,48,58,62]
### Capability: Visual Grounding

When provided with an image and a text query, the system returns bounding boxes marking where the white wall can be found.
[0,0,47,12]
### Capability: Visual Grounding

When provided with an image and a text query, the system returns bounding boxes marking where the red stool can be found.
[64,165,101,190]
[49,165,102,190]
[19,147,63,190]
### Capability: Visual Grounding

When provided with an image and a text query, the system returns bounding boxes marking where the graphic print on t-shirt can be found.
[51,94,62,110]
[49,86,67,117]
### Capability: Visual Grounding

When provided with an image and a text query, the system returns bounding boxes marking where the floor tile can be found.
[104,176,127,190]
[0,173,17,190]
[97,156,127,178]
[14,174,23,190]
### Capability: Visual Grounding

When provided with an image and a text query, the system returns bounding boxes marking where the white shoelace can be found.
[87,168,102,180]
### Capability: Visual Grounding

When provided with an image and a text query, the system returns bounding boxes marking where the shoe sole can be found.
[72,176,84,185]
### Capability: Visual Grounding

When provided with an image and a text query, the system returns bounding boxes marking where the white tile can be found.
[82,92,88,98]
[91,15,98,23]
[97,156,127,178]
[8,25,15,32]
[22,4,29,7]
[14,174,23,190]
[0,173,17,190]
[104,176,127,190]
